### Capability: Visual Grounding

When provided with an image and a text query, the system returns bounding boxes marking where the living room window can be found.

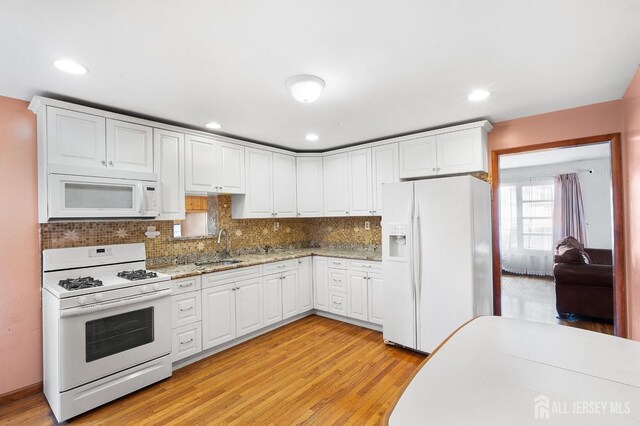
[500,178,555,276]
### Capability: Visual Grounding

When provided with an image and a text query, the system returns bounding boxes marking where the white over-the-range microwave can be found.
[48,174,159,220]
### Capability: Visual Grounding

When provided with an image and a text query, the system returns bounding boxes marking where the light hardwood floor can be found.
[501,274,614,335]
[0,315,425,425]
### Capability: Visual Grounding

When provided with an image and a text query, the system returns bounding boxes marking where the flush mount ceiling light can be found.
[468,89,490,101]
[286,75,325,103]
[54,59,88,75]
[205,121,222,129]
[305,133,319,141]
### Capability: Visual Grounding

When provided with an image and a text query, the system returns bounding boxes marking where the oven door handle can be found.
[60,289,171,318]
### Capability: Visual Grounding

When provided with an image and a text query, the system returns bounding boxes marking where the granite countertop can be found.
[150,248,381,279]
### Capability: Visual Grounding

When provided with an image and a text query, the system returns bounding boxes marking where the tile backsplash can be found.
[40,195,382,263]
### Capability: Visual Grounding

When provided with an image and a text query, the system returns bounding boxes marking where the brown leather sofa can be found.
[553,247,614,321]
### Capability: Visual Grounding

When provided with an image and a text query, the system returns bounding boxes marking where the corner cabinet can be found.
[296,157,324,217]
[232,149,297,218]
[399,125,490,179]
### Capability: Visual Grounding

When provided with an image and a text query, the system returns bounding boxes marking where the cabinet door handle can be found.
[108,160,114,166]
[101,160,107,167]
[179,306,194,312]
[345,211,349,215]
[180,338,194,345]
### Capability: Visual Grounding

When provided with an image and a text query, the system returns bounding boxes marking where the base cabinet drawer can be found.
[172,291,201,328]
[171,276,201,295]
[329,292,347,316]
[328,268,347,292]
[172,322,202,362]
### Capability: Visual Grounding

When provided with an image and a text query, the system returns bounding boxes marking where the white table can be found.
[390,316,640,425]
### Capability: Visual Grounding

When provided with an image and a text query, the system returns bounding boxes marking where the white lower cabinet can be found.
[347,271,368,321]
[235,278,263,337]
[368,272,384,325]
[173,256,383,365]
[313,257,329,311]
[329,292,347,316]
[298,257,313,312]
[172,322,202,362]
[171,291,201,328]
[281,270,299,319]
[171,276,203,362]
[262,274,283,326]
[202,283,236,350]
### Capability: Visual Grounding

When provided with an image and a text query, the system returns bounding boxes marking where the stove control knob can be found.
[78,296,86,305]
[140,286,148,293]
[153,283,161,291]
[94,293,104,302]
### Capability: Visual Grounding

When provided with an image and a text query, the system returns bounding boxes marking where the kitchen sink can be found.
[195,259,243,267]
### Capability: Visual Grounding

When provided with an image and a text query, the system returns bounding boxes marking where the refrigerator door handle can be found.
[412,202,422,301]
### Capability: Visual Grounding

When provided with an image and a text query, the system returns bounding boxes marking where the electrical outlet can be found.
[274,222,280,231]
[364,221,370,230]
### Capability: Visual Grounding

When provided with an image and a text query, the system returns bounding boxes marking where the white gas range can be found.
[42,243,172,422]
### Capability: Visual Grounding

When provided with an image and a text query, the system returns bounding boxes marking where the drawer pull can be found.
[178,282,193,288]
[332,278,342,282]
[363,265,371,268]
[277,264,287,269]
[332,261,342,265]
[333,300,342,305]
[180,306,194,312]
[180,338,194,345]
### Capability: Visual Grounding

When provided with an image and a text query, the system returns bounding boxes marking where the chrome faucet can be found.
[217,228,230,257]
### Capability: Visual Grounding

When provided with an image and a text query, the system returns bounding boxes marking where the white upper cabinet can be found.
[46,107,106,170]
[185,135,246,194]
[372,143,399,216]
[296,157,324,217]
[232,149,297,219]
[218,142,245,194]
[399,135,438,179]
[185,134,218,193]
[399,126,489,179]
[323,153,349,216]
[348,148,373,216]
[106,119,154,174]
[272,153,297,217]
[153,129,185,220]
[436,128,486,175]
[233,147,273,218]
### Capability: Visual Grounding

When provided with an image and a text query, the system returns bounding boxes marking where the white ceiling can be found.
[500,142,611,169]
[1,1,639,151]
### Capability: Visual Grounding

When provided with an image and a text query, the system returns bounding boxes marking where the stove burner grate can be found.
[117,269,158,281]
[58,276,104,290]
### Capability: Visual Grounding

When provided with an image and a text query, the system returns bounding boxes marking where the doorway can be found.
[491,134,627,337]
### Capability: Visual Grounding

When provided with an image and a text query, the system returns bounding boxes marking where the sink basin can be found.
[195,259,242,267]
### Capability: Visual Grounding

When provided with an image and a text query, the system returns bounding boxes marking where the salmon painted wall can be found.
[622,68,640,341]
[0,96,41,395]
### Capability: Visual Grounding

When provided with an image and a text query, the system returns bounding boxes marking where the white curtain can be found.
[500,178,555,276]
[553,173,588,246]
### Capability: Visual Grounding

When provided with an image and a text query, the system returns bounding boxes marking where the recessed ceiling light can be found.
[468,89,490,101]
[205,121,222,130]
[286,75,325,103]
[305,134,319,141]
[54,59,88,75]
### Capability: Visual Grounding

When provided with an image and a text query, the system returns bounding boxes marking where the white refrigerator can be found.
[382,175,493,353]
